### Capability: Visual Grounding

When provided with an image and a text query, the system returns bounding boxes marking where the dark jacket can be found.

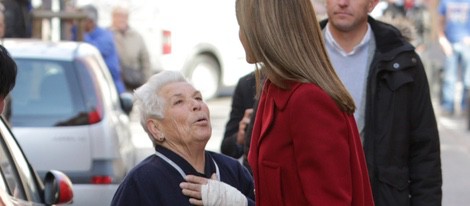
[221,72,256,160]
[320,17,442,206]
[2,0,32,38]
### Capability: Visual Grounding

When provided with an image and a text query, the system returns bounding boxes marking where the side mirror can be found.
[43,170,74,205]
[120,92,134,115]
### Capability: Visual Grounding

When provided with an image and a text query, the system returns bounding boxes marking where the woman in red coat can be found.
[236,0,375,205]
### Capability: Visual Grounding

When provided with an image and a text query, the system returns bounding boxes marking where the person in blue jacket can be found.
[80,4,125,94]
[111,71,254,206]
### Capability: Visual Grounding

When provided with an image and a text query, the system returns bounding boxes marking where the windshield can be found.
[10,59,91,127]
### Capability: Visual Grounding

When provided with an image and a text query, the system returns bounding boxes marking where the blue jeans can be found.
[442,42,470,113]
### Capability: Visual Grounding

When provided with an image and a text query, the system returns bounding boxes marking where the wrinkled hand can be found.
[180,173,248,206]
[180,174,216,205]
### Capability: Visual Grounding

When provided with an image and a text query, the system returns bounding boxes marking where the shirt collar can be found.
[155,145,216,178]
[324,23,372,56]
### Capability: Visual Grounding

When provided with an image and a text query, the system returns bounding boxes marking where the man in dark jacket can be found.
[2,0,32,38]
[220,72,255,162]
[320,0,442,205]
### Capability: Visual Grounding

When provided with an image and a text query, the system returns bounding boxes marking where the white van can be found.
[90,0,253,99]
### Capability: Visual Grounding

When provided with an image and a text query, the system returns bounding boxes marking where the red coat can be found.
[248,80,374,206]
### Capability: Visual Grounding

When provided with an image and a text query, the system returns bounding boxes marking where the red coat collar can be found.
[264,79,303,110]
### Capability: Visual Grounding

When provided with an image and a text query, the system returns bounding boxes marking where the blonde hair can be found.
[236,0,355,113]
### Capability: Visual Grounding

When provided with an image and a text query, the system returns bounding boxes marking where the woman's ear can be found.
[147,119,165,142]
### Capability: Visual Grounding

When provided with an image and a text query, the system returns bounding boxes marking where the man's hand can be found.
[237,108,253,145]
[439,36,453,57]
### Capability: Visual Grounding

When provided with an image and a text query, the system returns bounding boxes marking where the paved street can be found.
[130,96,470,206]
[435,104,470,206]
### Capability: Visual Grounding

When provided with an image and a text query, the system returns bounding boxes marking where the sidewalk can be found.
[433,95,469,141]
[434,98,470,206]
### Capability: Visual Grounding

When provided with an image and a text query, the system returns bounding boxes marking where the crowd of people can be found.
[4,0,470,205]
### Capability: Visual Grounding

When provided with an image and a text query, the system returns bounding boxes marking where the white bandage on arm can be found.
[201,179,248,206]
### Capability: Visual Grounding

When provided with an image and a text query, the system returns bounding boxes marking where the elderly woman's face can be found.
[157,81,212,145]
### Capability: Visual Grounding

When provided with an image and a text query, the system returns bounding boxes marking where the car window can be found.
[0,118,42,202]
[75,58,102,114]
[10,59,87,127]
[81,55,120,108]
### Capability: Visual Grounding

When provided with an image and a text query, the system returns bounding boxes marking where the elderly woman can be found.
[111,71,254,206]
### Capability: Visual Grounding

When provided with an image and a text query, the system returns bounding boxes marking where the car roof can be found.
[2,38,100,61]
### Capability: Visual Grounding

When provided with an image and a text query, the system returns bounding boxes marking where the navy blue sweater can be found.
[111,145,255,205]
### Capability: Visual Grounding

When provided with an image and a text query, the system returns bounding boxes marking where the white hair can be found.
[133,71,188,134]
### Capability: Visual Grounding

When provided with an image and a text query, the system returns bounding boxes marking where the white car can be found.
[0,116,74,206]
[5,39,136,206]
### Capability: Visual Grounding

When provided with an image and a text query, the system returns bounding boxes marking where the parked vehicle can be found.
[0,116,74,206]
[4,39,135,206]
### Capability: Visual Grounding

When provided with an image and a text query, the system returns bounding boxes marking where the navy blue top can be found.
[111,145,255,206]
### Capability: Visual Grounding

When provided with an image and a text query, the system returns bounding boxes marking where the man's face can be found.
[326,0,378,32]
[82,19,95,33]
[112,11,129,31]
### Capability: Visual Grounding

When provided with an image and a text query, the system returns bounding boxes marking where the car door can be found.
[0,117,43,204]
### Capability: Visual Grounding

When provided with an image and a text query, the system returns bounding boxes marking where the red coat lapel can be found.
[256,80,301,145]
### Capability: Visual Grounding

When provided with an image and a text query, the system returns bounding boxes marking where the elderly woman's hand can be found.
[180,174,248,206]
[180,174,213,205]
